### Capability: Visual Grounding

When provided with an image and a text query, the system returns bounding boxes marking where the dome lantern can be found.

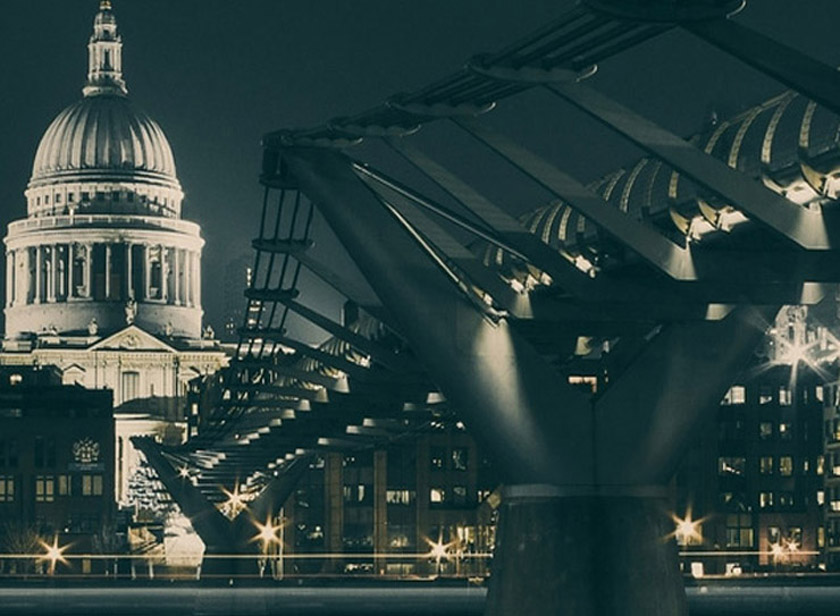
[83,0,127,97]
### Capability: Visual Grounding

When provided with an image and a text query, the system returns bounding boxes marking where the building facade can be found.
[675,306,834,576]
[1,1,227,511]
[0,366,115,574]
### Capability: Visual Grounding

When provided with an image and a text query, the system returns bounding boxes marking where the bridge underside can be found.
[144,1,840,612]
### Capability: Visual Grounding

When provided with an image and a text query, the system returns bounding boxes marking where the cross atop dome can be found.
[83,0,127,97]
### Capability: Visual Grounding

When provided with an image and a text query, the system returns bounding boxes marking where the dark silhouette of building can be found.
[0,366,116,574]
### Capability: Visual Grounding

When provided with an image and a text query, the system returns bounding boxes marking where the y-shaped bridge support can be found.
[280,146,774,615]
[132,437,307,578]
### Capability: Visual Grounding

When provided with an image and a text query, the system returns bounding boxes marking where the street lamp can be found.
[38,536,68,576]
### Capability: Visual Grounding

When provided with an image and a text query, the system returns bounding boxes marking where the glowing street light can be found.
[252,515,282,549]
[220,482,247,518]
[177,465,191,479]
[425,534,454,575]
[670,510,703,546]
[39,536,68,575]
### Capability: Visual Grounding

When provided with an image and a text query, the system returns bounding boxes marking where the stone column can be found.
[192,251,201,308]
[161,246,168,303]
[84,243,93,299]
[143,244,151,300]
[68,243,75,299]
[104,244,111,300]
[34,245,42,304]
[174,247,181,305]
[125,242,133,300]
[184,250,192,307]
[5,251,12,308]
[48,245,57,302]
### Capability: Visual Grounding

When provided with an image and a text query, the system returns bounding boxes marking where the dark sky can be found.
[2,1,840,338]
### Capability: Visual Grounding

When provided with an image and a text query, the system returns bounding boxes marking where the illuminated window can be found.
[779,456,793,476]
[759,422,773,440]
[818,455,826,475]
[81,474,103,497]
[818,490,825,506]
[779,386,792,406]
[58,475,72,496]
[759,492,774,509]
[451,448,468,471]
[768,526,781,544]
[722,386,746,405]
[819,526,826,548]
[0,476,15,502]
[760,456,774,475]
[725,514,753,548]
[779,492,794,508]
[568,375,598,393]
[386,489,414,505]
[430,487,446,504]
[430,448,445,471]
[35,475,55,502]
[718,457,746,476]
[788,527,802,545]
[9,374,22,386]
[779,423,793,440]
[816,386,825,403]
[759,386,773,405]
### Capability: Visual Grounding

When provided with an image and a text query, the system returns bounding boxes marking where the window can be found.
[780,423,793,440]
[725,514,753,548]
[816,386,825,403]
[451,448,468,471]
[386,489,414,505]
[779,456,793,476]
[768,526,781,544]
[58,475,72,496]
[81,474,103,497]
[759,492,774,508]
[722,385,746,405]
[430,448,445,471]
[779,386,792,406]
[718,457,746,476]
[819,526,826,549]
[818,490,825,506]
[759,421,773,440]
[789,527,802,546]
[760,456,774,474]
[0,476,15,502]
[430,487,446,504]
[33,435,56,468]
[35,475,55,502]
[122,371,140,403]
[779,492,794,508]
[818,455,826,476]
[453,485,468,506]
[759,385,773,404]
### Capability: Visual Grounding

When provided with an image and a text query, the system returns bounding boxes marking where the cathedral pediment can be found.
[88,325,178,354]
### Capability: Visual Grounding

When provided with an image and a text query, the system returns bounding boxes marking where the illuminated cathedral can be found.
[1,1,227,506]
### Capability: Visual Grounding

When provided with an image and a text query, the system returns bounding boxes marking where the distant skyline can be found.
[2,0,839,339]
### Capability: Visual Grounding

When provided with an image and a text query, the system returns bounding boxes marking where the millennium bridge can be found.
[136,1,840,613]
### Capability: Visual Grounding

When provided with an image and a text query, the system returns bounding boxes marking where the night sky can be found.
[2,1,840,339]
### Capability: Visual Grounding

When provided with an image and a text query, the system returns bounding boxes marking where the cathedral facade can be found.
[1,1,227,506]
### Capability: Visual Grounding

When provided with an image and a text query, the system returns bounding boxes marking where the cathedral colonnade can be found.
[4,217,203,338]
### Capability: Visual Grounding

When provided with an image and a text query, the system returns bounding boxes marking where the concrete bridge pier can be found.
[487,487,685,616]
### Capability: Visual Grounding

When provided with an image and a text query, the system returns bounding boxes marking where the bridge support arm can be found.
[280,145,595,487]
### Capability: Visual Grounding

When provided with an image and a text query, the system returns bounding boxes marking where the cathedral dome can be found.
[29,95,178,188]
[24,0,183,219]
